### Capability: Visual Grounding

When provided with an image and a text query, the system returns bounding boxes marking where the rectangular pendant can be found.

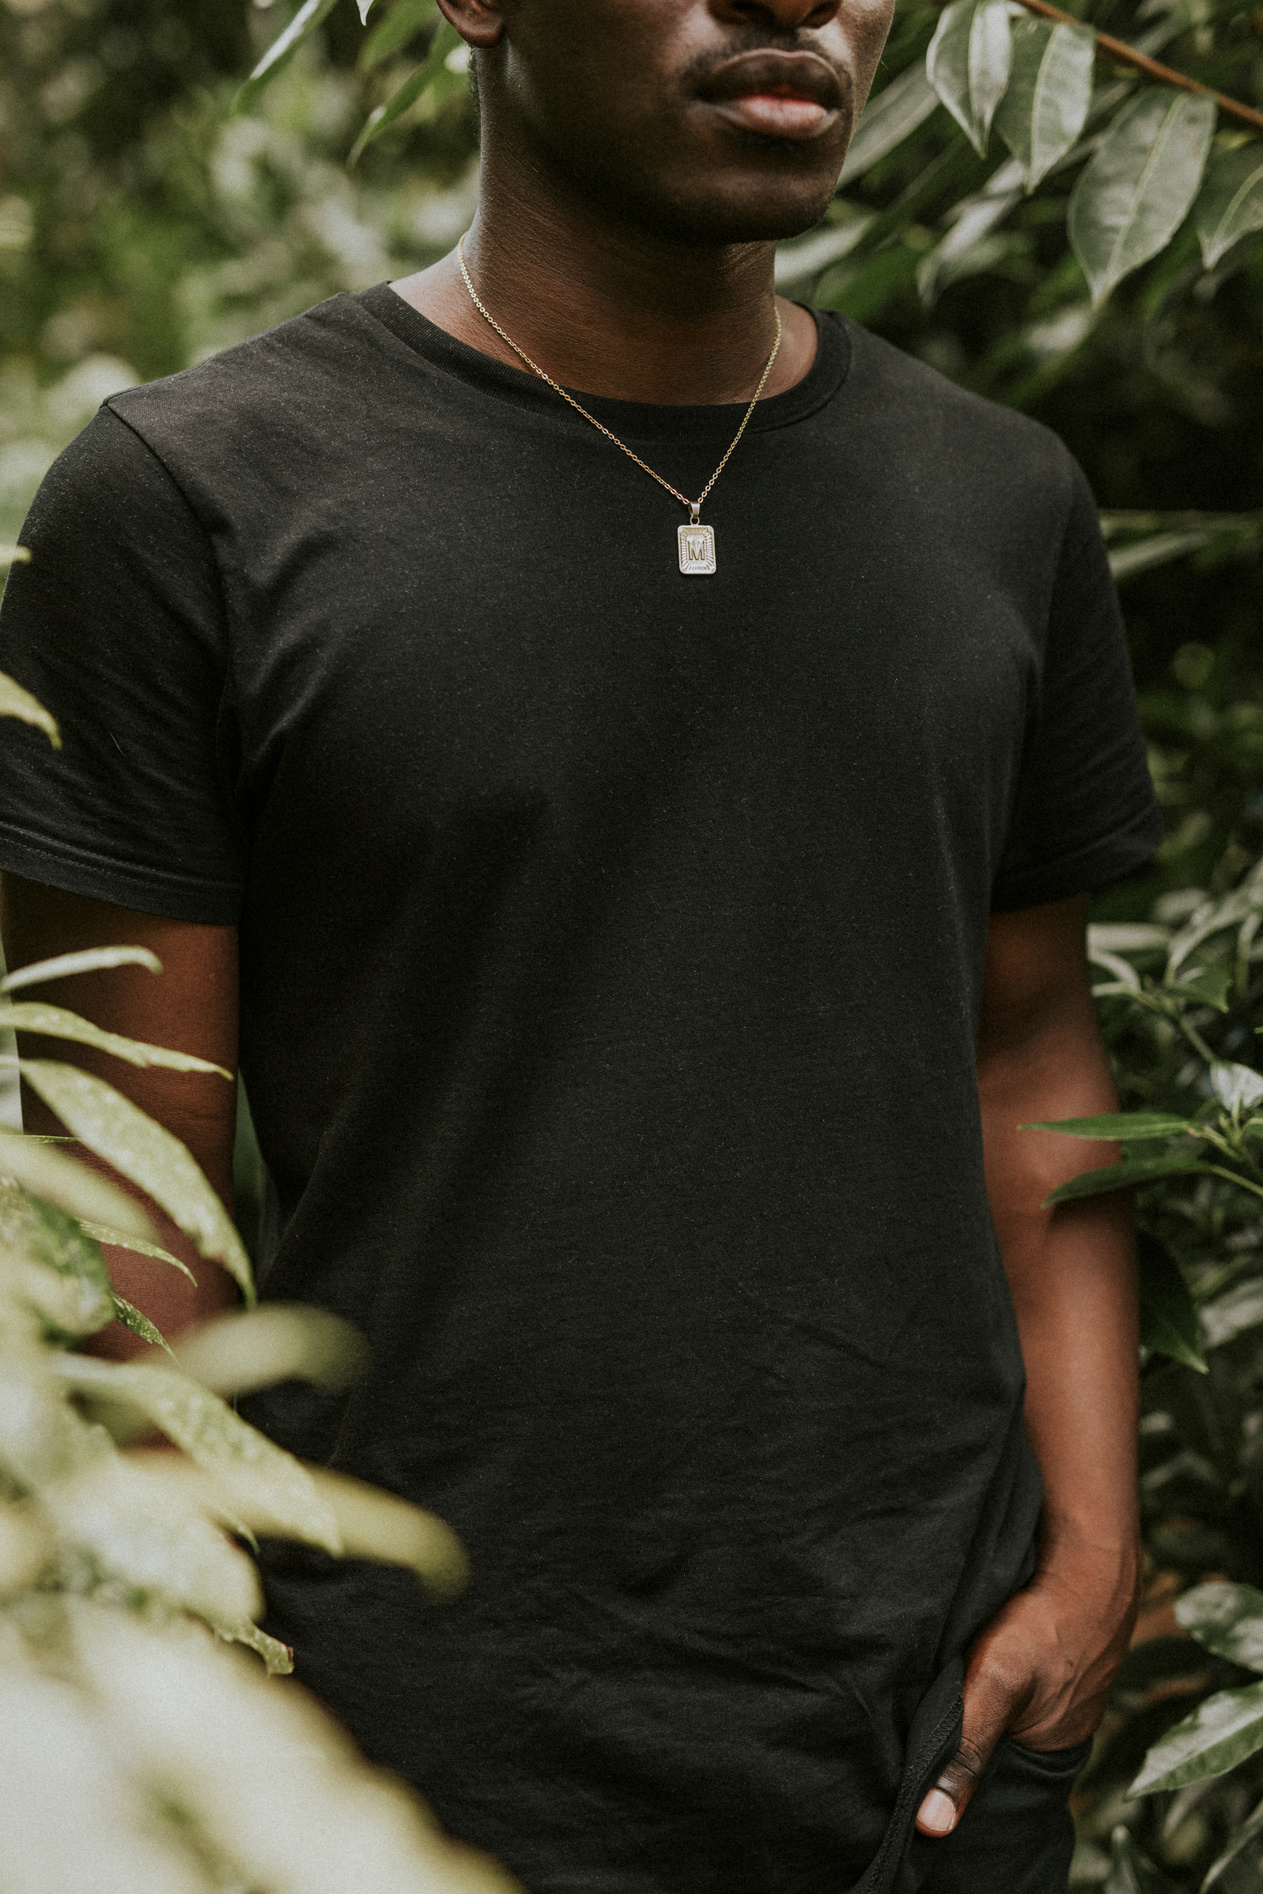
[678,522,717,576]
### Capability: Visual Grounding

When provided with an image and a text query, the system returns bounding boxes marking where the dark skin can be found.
[0,0,1141,1842]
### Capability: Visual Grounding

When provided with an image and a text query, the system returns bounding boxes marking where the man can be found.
[0,1,1161,1889]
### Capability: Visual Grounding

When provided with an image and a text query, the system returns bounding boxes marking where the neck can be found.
[393,148,817,406]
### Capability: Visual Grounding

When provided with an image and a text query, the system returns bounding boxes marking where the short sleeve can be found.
[990,462,1163,913]
[0,406,244,923]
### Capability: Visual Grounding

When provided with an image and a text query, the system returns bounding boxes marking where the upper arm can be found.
[978,894,1095,1064]
[977,896,1118,1182]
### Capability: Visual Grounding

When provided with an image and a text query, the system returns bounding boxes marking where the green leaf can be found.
[0,1129,155,1242]
[52,1354,341,1554]
[1139,1235,1207,1373]
[1024,1111,1200,1140]
[1174,965,1233,1011]
[1103,1826,1164,1894]
[75,1221,194,1283]
[1200,1277,1263,1350]
[839,64,941,185]
[349,18,463,159]
[1202,1790,1263,1890]
[994,15,1094,191]
[1211,1062,1263,1112]
[0,1001,229,1077]
[1045,1155,1214,1204]
[1068,89,1216,307]
[1194,143,1263,270]
[916,163,1025,306]
[1088,924,1172,954]
[359,0,438,70]
[1177,1582,1263,1673]
[110,1293,171,1352]
[1089,945,1143,990]
[2,945,162,993]
[1131,1679,1263,1794]
[926,0,1013,157]
[0,670,59,749]
[19,1062,253,1303]
[775,218,874,289]
[235,0,342,114]
[1109,528,1218,582]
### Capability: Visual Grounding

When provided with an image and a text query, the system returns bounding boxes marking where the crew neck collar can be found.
[353,280,850,444]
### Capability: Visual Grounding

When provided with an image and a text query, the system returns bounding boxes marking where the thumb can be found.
[915,1675,1014,1839]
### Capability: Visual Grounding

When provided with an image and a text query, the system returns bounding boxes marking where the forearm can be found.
[918,899,1143,1833]
[979,1016,1140,1591]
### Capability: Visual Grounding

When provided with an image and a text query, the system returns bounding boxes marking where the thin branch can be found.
[1205,1164,1263,1204]
[1016,0,1263,135]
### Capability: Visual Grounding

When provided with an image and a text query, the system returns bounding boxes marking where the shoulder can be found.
[101,292,399,501]
[825,314,1080,517]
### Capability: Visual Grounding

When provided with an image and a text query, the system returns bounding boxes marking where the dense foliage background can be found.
[1,0,1262,1887]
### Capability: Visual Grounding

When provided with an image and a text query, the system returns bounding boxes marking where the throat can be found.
[390,215,818,407]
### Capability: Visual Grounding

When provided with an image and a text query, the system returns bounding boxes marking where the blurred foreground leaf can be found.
[0,1131,154,1243]
[52,1354,342,1553]
[2,946,163,993]
[0,1001,228,1076]
[20,1062,253,1301]
[0,671,59,749]
[168,1304,366,1398]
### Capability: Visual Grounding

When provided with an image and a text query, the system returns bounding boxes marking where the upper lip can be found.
[694,51,843,112]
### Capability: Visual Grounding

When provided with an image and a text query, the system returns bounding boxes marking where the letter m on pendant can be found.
[678,523,717,575]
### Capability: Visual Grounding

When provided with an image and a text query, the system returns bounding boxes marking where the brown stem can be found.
[1015,0,1263,134]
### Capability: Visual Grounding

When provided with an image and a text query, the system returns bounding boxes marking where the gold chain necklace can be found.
[457,235,782,577]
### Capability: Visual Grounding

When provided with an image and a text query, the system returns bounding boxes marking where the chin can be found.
[606,171,844,248]
[665,188,841,246]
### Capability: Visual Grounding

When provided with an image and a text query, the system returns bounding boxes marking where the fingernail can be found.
[917,1789,957,1836]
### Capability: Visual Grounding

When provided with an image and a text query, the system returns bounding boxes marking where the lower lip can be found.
[712,93,834,141]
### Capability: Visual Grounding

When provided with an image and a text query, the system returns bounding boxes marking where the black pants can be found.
[907,1737,1091,1894]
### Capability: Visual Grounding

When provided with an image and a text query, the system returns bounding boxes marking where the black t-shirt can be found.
[0,289,1160,1893]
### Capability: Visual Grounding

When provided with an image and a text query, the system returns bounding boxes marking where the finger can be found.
[916,1680,1016,1838]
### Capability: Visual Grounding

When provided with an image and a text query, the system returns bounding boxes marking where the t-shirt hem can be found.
[0,822,242,925]
[990,806,1164,913]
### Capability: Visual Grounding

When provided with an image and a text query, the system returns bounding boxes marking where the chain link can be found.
[457,236,782,520]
